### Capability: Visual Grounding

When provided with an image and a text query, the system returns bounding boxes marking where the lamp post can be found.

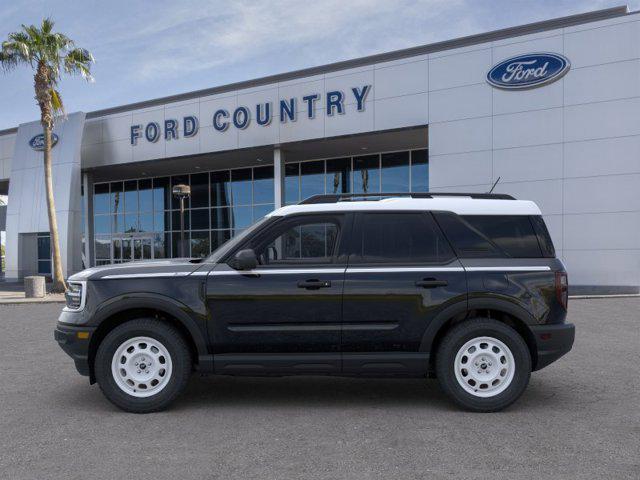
[172,184,191,258]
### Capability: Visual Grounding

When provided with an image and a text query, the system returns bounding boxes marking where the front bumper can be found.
[54,323,96,377]
[530,323,575,371]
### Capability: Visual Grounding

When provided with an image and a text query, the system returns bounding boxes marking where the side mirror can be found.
[230,249,258,270]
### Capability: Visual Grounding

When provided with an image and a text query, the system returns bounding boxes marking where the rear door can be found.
[341,211,467,374]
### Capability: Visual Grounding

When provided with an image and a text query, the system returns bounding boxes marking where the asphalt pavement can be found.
[0,298,638,479]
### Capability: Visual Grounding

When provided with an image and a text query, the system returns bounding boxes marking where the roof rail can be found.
[299,192,516,204]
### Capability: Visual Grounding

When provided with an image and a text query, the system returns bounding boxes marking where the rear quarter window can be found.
[434,212,551,258]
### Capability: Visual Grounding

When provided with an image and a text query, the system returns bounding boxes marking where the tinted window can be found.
[462,215,542,258]
[530,215,556,258]
[258,220,339,265]
[353,213,454,264]
[433,212,502,258]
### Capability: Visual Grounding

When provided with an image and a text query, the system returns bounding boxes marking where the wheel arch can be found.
[420,297,538,372]
[87,294,208,383]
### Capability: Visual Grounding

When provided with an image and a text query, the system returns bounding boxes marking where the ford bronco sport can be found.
[55,193,574,413]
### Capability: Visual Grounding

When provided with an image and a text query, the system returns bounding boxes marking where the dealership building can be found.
[0,6,639,293]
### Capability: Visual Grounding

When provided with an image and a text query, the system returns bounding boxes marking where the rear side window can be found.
[434,212,550,258]
[352,213,454,264]
[530,215,556,258]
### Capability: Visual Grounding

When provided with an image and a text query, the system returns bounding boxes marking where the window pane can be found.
[110,182,123,214]
[231,205,252,229]
[231,168,252,206]
[112,214,124,234]
[211,230,232,251]
[38,260,51,275]
[171,210,190,231]
[153,212,168,232]
[530,215,556,258]
[95,236,110,259]
[153,177,170,211]
[381,151,409,193]
[124,213,138,233]
[355,213,454,263]
[113,238,122,260]
[154,233,169,259]
[284,163,299,205]
[211,171,231,207]
[124,180,138,213]
[171,175,190,209]
[139,179,153,212]
[121,238,132,261]
[300,161,325,201]
[94,215,111,235]
[462,215,542,258]
[37,235,51,260]
[211,207,231,229]
[190,173,209,208]
[253,166,274,204]
[253,204,274,221]
[172,232,188,258]
[190,208,209,230]
[411,150,429,192]
[433,212,501,258]
[190,231,210,258]
[139,214,154,232]
[353,155,380,194]
[260,221,338,264]
[94,183,110,214]
[326,158,351,195]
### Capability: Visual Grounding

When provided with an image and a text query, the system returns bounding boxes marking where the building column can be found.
[82,172,94,269]
[273,147,285,209]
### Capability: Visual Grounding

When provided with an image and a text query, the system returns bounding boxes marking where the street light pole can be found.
[172,184,191,258]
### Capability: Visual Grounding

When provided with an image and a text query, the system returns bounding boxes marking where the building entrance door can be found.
[112,234,154,263]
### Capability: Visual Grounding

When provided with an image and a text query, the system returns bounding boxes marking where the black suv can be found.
[55,193,574,413]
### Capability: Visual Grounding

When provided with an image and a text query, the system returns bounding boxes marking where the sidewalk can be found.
[0,282,65,305]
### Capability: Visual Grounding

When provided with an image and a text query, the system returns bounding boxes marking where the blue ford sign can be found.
[29,133,59,151]
[487,53,570,90]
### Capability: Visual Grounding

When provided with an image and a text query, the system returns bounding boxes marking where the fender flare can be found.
[419,295,536,353]
[91,293,208,357]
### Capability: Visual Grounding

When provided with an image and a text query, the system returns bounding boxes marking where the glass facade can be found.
[93,166,274,264]
[284,149,428,204]
[91,148,428,265]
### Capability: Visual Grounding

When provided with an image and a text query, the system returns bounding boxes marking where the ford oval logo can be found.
[487,53,570,90]
[29,133,59,151]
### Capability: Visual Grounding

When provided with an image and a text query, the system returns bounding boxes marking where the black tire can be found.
[436,318,531,412]
[94,318,192,413]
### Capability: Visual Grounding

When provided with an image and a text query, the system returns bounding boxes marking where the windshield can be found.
[205,216,272,264]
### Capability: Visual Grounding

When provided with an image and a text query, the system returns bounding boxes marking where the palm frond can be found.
[64,47,94,82]
[50,87,64,114]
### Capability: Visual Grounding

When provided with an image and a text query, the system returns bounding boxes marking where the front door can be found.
[341,212,467,375]
[113,235,154,263]
[206,214,349,374]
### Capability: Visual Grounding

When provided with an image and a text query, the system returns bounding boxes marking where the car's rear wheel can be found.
[436,318,531,412]
[95,319,191,413]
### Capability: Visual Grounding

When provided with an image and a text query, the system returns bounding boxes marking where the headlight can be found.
[65,281,86,310]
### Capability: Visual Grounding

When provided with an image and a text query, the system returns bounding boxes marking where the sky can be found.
[0,0,638,130]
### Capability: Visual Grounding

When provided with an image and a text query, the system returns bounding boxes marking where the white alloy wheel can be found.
[110,336,173,398]
[454,336,515,398]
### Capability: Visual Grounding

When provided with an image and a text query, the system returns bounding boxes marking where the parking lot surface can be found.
[0,298,638,479]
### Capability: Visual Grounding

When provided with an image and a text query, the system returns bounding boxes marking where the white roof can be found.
[269,197,542,217]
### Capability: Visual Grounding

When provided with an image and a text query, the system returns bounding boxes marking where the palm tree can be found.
[0,18,93,292]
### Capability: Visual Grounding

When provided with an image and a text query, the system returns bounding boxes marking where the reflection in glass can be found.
[112,214,124,234]
[190,173,209,208]
[231,205,253,229]
[139,214,153,232]
[284,163,299,205]
[138,179,153,212]
[190,231,210,258]
[253,204,274,221]
[253,166,274,204]
[190,209,209,230]
[211,207,231,229]
[124,180,138,213]
[211,230,232,251]
[171,210,190,231]
[171,175,189,209]
[94,184,110,214]
[210,171,231,208]
[353,155,380,194]
[153,177,170,211]
[301,161,325,201]
[111,182,123,214]
[95,236,110,259]
[381,152,410,193]
[124,213,138,233]
[154,233,168,259]
[411,149,429,192]
[326,158,351,194]
[231,168,252,206]
[94,215,110,235]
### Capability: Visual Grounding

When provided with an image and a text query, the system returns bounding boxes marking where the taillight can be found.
[555,271,568,310]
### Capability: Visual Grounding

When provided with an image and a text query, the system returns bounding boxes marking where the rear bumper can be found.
[531,323,575,371]
[54,323,96,377]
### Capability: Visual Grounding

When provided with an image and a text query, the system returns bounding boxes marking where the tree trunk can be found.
[43,124,66,293]
[35,63,66,293]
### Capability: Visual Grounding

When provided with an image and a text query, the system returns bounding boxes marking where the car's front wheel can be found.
[436,318,531,412]
[95,318,191,413]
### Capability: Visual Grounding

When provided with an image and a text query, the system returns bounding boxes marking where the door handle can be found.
[297,279,331,289]
[415,278,448,288]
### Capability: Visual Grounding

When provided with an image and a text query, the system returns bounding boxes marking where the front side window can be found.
[352,213,454,264]
[255,217,341,265]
